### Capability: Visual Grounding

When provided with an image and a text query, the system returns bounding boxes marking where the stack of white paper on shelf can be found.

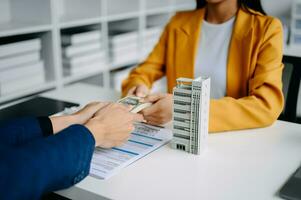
[110,66,135,91]
[62,29,108,76]
[111,66,167,93]
[109,30,139,66]
[0,38,45,96]
[143,26,163,59]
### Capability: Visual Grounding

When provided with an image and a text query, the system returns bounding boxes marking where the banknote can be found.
[117,96,152,113]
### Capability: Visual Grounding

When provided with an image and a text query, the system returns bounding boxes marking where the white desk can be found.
[41,83,301,200]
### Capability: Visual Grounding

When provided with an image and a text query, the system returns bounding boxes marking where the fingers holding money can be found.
[143,93,167,103]
[127,84,149,97]
[85,102,144,148]
[73,101,110,124]
[118,96,152,113]
[140,93,173,125]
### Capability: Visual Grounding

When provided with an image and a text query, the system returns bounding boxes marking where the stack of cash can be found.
[117,96,152,113]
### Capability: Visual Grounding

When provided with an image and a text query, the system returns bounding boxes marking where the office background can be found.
[0,0,299,115]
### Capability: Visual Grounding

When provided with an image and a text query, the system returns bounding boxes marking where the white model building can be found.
[171,77,210,155]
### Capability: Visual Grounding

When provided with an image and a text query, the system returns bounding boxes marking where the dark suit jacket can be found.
[0,117,95,200]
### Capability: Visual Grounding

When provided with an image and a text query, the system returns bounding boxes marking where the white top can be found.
[36,83,301,200]
[195,17,235,99]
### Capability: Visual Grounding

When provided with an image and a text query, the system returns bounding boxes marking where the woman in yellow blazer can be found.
[122,0,284,132]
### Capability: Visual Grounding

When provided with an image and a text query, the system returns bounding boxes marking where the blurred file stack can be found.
[111,66,166,93]
[291,0,301,45]
[110,26,166,93]
[111,66,134,91]
[0,38,45,96]
[142,26,162,59]
[62,29,107,76]
[109,29,139,66]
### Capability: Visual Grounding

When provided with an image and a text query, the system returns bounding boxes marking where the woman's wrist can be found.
[50,114,82,134]
[85,119,106,146]
[70,113,85,125]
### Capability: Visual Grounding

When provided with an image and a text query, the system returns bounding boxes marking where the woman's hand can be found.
[73,102,109,124]
[86,103,144,148]
[50,102,107,134]
[140,93,173,125]
[127,84,149,97]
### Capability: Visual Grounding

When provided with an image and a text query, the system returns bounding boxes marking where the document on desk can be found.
[90,122,172,179]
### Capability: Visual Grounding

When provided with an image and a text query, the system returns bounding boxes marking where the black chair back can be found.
[279,55,301,123]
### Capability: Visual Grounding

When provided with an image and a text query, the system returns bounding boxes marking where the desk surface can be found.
[42,83,301,200]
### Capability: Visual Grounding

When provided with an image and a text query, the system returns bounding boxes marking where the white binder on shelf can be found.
[0,72,45,96]
[144,26,163,38]
[63,51,106,68]
[109,31,138,47]
[63,60,108,76]
[61,30,102,45]
[111,51,139,66]
[111,66,135,91]
[0,38,41,58]
[0,52,40,71]
[109,42,138,56]
[63,42,102,58]
[0,61,44,83]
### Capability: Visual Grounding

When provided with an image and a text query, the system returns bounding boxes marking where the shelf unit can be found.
[291,0,301,45]
[0,0,196,104]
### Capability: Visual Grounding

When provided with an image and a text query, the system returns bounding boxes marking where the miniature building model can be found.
[171,77,210,155]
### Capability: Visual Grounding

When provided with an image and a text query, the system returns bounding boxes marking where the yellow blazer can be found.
[122,8,284,132]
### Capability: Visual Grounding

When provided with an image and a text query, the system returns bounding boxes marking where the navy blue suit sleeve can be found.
[0,124,95,200]
[0,117,52,146]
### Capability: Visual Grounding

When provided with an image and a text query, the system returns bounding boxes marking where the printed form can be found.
[90,122,172,179]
